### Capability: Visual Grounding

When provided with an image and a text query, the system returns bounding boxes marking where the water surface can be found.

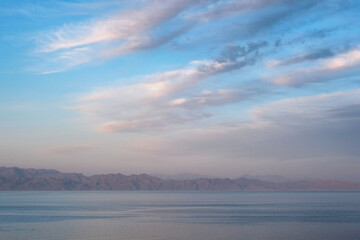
[0,191,359,240]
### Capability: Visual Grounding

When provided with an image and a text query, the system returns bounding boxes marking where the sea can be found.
[0,191,359,240]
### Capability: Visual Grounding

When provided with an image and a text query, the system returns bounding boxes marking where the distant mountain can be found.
[151,173,216,180]
[1,167,360,191]
[240,174,303,183]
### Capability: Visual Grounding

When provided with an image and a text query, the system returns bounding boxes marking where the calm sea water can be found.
[0,191,359,240]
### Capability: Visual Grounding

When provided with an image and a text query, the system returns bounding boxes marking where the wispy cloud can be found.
[32,0,306,73]
[37,1,197,53]
[271,46,360,86]
[248,89,360,127]
[34,0,203,72]
[117,88,360,180]
[267,48,334,68]
[168,89,248,109]
[132,88,360,162]
[73,41,266,132]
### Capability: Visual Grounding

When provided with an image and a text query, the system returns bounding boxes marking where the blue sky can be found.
[1,0,360,181]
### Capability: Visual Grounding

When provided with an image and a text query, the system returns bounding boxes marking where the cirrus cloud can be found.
[72,41,266,132]
[271,46,360,86]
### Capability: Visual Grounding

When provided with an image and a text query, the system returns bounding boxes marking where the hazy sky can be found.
[1,0,360,181]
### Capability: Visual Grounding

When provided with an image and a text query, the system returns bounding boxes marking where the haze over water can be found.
[1,191,359,240]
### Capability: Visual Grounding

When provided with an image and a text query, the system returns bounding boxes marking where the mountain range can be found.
[1,167,360,191]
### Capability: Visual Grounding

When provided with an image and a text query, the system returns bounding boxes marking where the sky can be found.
[0,0,360,181]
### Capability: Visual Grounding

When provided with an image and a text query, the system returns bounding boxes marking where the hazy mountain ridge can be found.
[1,167,359,191]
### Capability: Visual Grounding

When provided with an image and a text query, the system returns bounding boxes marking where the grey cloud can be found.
[216,41,268,63]
[327,104,360,120]
[306,29,333,39]
[277,48,334,67]
[240,0,319,37]
[248,89,360,127]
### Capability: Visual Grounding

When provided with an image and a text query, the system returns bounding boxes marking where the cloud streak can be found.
[267,48,334,68]
[37,0,198,53]
[73,41,267,132]
[271,46,360,86]
[33,0,308,72]
[120,88,360,180]
[34,0,204,72]
[149,88,360,160]
[248,89,360,127]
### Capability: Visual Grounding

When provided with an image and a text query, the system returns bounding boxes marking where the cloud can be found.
[38,0,286,52]
[29,0,359,75]
[73,41,267,132]
[209,0,321,41]
[6,0,360,180]
[37,0,198,53]
[32,0,308,72]
[271,46,360,86]
[188,0,320,24]
[168,89,249,109]
[99,112,212,133]
[34,0,204,72]
[216,41,268,63]
[102,22,196,58]
[267,48,334,67]
[248,89,360,127]
[133,88,360,167]
[189,0,289,21]
[114,88,360,181]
